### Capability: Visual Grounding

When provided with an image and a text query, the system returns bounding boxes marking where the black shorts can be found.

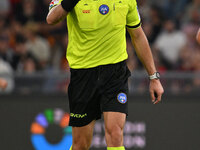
[68,61,131,127]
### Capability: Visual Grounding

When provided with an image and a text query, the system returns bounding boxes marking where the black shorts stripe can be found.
[126,22,141,29]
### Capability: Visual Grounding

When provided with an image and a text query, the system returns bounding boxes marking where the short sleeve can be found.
[126,0,141,28]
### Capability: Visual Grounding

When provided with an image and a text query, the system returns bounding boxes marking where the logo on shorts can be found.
[99,4,109,15]
[117,93,127,104]
[70,113,87,118]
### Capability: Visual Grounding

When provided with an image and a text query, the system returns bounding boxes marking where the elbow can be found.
[46,15,55,25]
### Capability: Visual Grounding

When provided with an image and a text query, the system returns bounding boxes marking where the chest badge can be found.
[99,4,109,15]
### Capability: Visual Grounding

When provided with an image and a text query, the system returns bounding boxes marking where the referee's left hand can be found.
[149,79,164,104]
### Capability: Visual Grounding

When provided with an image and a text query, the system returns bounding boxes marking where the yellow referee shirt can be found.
[66,0,141,69]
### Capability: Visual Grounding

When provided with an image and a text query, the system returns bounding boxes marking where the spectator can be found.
[0,58,14,93]
[182,0,200,25]
[0,30,14,64]
[0,0,10,16]
[143,5,163,44]
[0,16,6,32]
[178,46,194,71]
[178,24,199,71]
[162,0,189,20]
[24,25,50,69]
[23,57,36,74]
[11,33,38,72]
[137,0,151,22]
[154,19,186,69]
[16,0,42,24]
[193,51,200,71]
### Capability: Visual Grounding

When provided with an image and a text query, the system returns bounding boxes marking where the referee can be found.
[47,0,164,150]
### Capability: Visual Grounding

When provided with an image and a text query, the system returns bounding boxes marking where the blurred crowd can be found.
[0,0,199,93]
[127,0,200,72]
[0,0,69,76]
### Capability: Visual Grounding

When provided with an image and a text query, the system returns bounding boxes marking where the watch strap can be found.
[149,72,160,80]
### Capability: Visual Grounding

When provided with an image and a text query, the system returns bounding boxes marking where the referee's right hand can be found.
[47,0,79,25]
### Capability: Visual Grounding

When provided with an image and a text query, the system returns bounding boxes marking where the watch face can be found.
[156,72,160,79]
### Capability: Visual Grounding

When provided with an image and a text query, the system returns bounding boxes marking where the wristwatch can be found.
[149,72,160,80]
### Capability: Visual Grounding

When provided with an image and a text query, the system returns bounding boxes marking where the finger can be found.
[153,92,162,104]
[150,91,155,103]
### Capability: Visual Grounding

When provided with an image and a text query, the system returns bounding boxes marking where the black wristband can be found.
[61,0,79,12]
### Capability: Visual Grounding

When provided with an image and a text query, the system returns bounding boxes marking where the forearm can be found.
[46,0,80,25]
[128,27,156,75]
[46,4,68,25]
[128,27,164,103]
